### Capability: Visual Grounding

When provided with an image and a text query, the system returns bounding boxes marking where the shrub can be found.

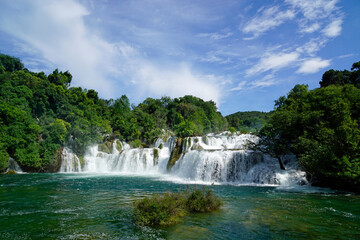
[186,188,222,213]
[133,187,222,227]
[134,192,187,227]
[229,127,237,134]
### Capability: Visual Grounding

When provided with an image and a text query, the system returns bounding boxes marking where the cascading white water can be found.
[59,133,307,186]
[59,147,82,172]
[6,158,23,173]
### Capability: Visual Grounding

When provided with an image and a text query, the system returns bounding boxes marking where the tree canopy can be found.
[258,61,360,191]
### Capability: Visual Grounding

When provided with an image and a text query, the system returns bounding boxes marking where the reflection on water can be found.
[0,173,359,240]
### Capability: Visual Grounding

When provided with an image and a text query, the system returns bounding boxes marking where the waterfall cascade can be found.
[6,158,23,173]
[60,132,307,186]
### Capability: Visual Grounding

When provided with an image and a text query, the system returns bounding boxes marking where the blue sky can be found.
[0,0,359,115]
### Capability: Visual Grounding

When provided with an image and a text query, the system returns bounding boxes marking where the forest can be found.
[257,61,360,191]
[1,53,359,191]
[225,111,270,133]
[0,54,230,172]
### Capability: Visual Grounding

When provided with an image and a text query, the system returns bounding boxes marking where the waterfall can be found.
[59,133,307,186]
[6,158,23,173]
[59,147,82,172]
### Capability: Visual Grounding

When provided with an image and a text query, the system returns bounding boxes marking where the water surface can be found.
[1,173,359,239]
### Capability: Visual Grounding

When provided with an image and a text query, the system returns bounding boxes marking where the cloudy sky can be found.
[0,0,359,115]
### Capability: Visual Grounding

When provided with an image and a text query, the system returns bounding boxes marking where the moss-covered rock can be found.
[167,138,183,170]
[44,147,63,172]
[191,143,204,151]
[78,156,85,166]
[98,141,113,154]
[129,139,142,148]
[5,170,17,174]
[153,148,159,165]
[116,140,123,152]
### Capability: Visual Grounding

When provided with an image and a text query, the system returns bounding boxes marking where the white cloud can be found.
[134,63,222,105]
[0,0,224,104]
[296,38,328,56]
[300,23,321,33]
[297,58,330,74]
[230,74,277,92]
[0,0,117,97]
[230,81,247,91]
[285,0,338,20]
[286,0,342,36]
[242,6,295,38]
[250,74,277,88]
[197,31,233,40]
[246,51,300,75]
[322,18,343,37]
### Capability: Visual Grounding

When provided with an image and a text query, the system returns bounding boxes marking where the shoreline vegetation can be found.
[0,53,359,192]
[133,187,222,227]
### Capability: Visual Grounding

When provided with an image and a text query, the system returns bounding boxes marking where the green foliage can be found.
[229,127,237,134]
[259,62,360,191]
[226,111,269,133]
[319,61,360,88]
[129,139,142,148]
[133,187,222,227]
[186,188,222,213]
[134,192,187,227]
[0,54,24,72]
[0,147,9,172]
[175,120,198,138]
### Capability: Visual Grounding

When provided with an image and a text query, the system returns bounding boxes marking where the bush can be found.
[229,127,237,134]
[186,188,222,213]
[134,192,187,226]
[133,187,222,227]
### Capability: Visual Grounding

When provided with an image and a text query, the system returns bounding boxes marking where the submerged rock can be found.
[5,170,17,174]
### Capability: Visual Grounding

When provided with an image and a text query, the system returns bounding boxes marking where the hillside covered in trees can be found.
[0,54,228,172]
[257,61,360,191]
[225,111,270,133]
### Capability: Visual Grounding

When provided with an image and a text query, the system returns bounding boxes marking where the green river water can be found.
[0,173,359,240]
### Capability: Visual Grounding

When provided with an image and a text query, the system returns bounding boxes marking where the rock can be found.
[167,138,183,170]
[43,148,63,172]
[116,140,123,152]
[191,143,204,151]
[153,148,159,165]
[98,141,113,154]
[5,170,17,175]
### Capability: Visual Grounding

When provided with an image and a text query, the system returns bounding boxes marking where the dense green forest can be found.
[0,54,228,172]
[257,61,360,191]
[225,111,270,133]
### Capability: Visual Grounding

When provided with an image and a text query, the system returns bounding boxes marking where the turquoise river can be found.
[1,173,360,239]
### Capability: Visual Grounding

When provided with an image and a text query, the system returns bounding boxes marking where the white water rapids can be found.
[60,132,307,186]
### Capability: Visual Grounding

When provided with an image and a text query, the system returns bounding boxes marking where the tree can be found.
[258,80,360,190]
[0,54,24,72]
